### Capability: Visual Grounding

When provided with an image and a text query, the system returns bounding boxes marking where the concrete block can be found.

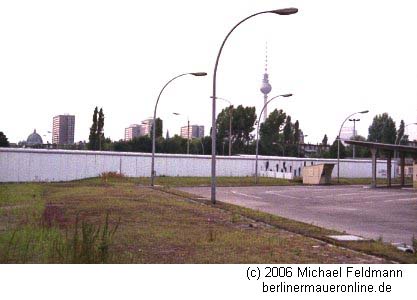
[303,163,335,185]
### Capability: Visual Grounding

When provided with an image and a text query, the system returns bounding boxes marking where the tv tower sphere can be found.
[260,73,272,95]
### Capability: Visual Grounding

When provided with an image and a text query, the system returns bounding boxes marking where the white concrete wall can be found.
[0,148,396,182]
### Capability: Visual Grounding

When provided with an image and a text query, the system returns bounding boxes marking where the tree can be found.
[216,105,256,154]
[130,136,152,152]
[345,135,370,158]
[259,108,286,155]
[399,134,409,145]
[283,115,293,144]
[97,108,105,150]
[155,118,163,138]
[164,135,186,154]
[88,107,105,150]
[329,139,346,158]
[293,120,303,157]
[201,136,211,155]
[102,137,113,151]
[88,107,99,150]
[322,134,328,146]
[319,134,329,158]
[293,120,300,144]
[395,120,405,145]
[113,139,131,152]
[112,133,199,155]
[189,138,205,154]
[258,111,303,157]
[282,115,298,156]
[367,113,397,144]
[216,105,233,153]
[0,131,10,147]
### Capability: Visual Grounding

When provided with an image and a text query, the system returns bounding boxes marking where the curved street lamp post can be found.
[337,110,369,183]
[211,7,298,204]
[255,94,293,184]
[151,72,207,186]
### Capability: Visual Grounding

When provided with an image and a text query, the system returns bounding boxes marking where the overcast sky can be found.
[1,0,417,144]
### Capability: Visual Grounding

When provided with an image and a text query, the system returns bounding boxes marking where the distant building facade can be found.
[124,118,154,141]
[299,143,330,157]
[339,126,356,142]
[180,125,204,139]
[124,124,142,141]
[52,115,75,145]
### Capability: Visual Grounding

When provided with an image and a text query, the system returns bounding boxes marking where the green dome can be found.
[27,129,43,146]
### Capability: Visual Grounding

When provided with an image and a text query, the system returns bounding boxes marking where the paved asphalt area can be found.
[179,185,417,245]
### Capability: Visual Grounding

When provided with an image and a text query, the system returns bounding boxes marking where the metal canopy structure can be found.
[345,140,417,188]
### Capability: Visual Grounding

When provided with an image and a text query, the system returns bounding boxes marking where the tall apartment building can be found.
[140,118,153,136]
[124,124,142,141]
[52,115,75,145]
[180,125,204,139]
[124,118,156,141]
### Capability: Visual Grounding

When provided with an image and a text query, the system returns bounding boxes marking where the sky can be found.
[1,0,417,144]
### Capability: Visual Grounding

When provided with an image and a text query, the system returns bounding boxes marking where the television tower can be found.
[260,43,272,122]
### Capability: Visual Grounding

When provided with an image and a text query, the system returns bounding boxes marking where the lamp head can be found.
[281,93,293,97]
[173,112,180,115]
[359,110,369,114]
[190,72,207,76]
[270,8,298,15]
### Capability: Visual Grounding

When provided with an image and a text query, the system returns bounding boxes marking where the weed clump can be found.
[231,214,241,223]
[41,203,66,227]
[1,211,120,263]
[207,228,216,242]
[100,172,125,184]
[61,212,120,263]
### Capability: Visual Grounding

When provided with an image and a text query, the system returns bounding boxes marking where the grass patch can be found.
[70,175,413,188]
[0,183,44,207]
[85,176,299,187]
[332,177,413,186]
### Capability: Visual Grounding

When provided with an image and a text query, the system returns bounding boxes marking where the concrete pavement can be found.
[179,185,417,245]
